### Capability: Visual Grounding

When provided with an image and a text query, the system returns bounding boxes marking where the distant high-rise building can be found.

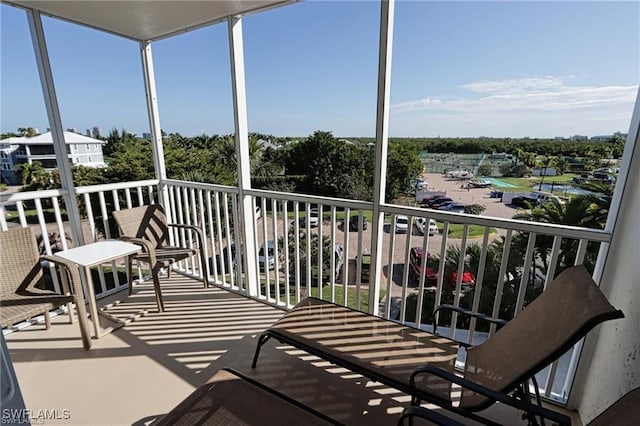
[91,126,101,138]
[86,129,91,136]
[66,127,78,133]
[142,132,152,139]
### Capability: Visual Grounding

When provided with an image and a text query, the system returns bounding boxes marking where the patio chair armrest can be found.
[433,304,507,336]
[167,223,205,243]
[409,365,571,425]
[119,237,157,264]
[397,406,464,426]
[40,255,84,301]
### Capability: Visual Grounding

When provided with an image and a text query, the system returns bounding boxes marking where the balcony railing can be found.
[0,178,611,403]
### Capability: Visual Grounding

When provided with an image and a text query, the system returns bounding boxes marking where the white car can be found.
[258,241,276,270]
[395,215,409,233]
[304,208,320,227]
[415,218,439,236]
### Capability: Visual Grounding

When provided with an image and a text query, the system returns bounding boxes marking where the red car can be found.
[410,247,477,288]
[450,271,476,287]
[409,248,438,286]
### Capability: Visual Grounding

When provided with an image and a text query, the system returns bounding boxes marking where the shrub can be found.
[464,204,486,215]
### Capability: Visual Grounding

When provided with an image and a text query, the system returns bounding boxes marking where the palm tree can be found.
[513,196,607,276]
[214,135,282,184]
[17,161,50,188]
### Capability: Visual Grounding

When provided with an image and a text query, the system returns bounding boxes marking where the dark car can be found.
[430,199,454,210]
[348,215,368,231]
[420,194,444,205]
[511,196,539,208]
[438,203,466,213]
[211,244,238,273]
[425,196,452,207]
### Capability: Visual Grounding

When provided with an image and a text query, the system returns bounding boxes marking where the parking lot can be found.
[255,173,521,299]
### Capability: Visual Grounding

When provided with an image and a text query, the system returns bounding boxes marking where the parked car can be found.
[446,170,474,179]
[409,247,438,286]
[531,191,566,205]
[395,215,409,233]
[414,218,439,235]
[411,178,426,190]
[348,215,368,231]
[438,203,466,213]
[425,196,452,207]
[301,208,320,227]
[410,247,476,288]
[469,179,491,188]
[450,271,477,288]
[511,195,540,208]
[258,240,276,270]
[211,244,238,273]
[430,199,454,210]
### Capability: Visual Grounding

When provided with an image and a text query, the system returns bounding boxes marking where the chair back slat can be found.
[462,265,624,409]
[0,227,42,297]
[113,204,169,249]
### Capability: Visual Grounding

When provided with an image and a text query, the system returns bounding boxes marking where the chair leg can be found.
[67,301,77,324]
[198,248,209,288]
[251,333,272,368]
[127,256,134,296]
[59,270,76,324]
[152,266,165,313]
[44,311,51,329]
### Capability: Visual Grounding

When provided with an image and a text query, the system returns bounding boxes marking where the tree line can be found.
[14,128,424,203]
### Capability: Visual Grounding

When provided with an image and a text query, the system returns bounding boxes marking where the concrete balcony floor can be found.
[5,274,575,425]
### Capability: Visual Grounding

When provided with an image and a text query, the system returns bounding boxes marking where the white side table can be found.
[55,240,141,340]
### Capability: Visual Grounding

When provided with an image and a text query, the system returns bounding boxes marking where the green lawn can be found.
[308,284,385,312]
[446,224,496,239]
[497,174,580,192]
[269,283,384,312]
[5,208,69,224]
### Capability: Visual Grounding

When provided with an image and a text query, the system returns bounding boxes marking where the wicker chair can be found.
[112,204,209,312]
[0,227,91,350]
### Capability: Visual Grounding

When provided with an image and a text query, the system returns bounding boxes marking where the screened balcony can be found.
[1,1,639,425]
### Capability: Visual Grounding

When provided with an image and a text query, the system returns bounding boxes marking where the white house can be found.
[0,131,106,184]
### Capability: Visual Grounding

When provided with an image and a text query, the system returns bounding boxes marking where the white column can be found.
[140,41,170,212]
[368,0,395,315]
[568,88,640,421]
[228,16,259,296]
[26,9,85,246]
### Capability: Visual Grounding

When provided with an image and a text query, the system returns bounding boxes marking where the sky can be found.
[1,1,639,139]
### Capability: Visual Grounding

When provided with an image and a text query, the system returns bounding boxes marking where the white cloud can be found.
[390,76,638,137]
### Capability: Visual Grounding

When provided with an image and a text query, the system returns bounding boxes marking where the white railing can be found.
[1,179,611,403]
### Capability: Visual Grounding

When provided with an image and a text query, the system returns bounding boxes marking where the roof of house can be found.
[2,132,106,145]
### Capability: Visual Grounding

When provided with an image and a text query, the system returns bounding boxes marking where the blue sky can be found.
[1,1,639,138]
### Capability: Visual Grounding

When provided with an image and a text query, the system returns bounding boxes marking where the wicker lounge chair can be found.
[156,368,340,425]
[0,227,91,350]
[252,265,623,425]
[113,204,209,312]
